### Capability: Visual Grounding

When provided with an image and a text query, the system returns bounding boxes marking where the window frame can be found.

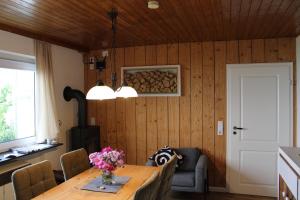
[0,51,36,151]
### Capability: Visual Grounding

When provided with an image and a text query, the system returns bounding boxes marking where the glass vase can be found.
[102,170,113,185]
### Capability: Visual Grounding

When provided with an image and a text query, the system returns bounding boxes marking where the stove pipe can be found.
[63,86,87,128]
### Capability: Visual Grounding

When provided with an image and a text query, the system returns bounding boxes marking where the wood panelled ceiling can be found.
[0,0,299,51]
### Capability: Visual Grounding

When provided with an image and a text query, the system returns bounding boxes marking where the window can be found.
[0,52,35,144]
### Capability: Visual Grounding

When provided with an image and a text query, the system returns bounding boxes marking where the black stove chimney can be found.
[63,86,87,128]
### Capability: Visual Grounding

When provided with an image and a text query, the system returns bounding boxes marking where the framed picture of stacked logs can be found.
[121,65,181,96]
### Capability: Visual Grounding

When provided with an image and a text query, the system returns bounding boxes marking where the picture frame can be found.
[121,65,181,96]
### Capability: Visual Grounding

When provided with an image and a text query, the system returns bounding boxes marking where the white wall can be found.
[0,30,84,200]
[297,35,300,147]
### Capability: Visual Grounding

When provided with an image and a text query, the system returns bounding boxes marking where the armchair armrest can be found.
[195,154,208,192]
[145,160,157,166]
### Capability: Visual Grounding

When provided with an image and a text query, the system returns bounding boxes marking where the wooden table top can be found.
[33,165,159,200]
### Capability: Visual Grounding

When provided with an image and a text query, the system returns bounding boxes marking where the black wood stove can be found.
[63,86,100,154]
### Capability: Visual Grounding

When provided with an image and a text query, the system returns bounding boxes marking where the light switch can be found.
[89,57,95,70]
[90,117,96,125]
[102,50,109,57]
[89,63,94,70]
[217,121,223,135]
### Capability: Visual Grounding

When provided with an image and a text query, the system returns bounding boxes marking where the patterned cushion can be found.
[149,146,183,166]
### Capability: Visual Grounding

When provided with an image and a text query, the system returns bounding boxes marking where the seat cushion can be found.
[175,148,200,171]
[172,171,195,187]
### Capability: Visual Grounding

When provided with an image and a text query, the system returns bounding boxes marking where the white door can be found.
[227,63,293,197]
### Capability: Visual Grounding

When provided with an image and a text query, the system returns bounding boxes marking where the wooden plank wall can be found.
[85,38,296,187]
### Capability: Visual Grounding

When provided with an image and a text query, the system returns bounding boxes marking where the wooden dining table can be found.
[33,165,160,200]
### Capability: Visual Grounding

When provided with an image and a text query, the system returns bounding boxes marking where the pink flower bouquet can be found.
[89,146,125,173]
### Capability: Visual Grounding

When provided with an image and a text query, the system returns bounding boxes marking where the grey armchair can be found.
[146,148,208,193]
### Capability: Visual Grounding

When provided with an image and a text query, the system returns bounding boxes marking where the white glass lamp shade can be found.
[148,0,159,9]
[86,84,116,100]
[115,85,138,98]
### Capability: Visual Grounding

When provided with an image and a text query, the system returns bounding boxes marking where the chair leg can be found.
[205,169,209,193]
[203,192,207,200]
[201,170,209,200]
[206,179,209,193]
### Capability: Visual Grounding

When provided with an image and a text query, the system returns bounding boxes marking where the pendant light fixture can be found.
[86,80,116,100]
[108,8,138,98]
[148,0,159,9]
[86,8,137,100]
[86,55,116,100]
[115,85,138,98]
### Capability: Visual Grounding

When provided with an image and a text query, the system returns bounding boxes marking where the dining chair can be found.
[156,155,178,200]
[133,171,160,200]
[12,160,57,200]
[60,148,90,180]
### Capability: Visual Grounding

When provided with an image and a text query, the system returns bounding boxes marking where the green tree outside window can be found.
[0,85,16,143]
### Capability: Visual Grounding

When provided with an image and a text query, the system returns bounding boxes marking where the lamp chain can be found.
[109,8,118,90]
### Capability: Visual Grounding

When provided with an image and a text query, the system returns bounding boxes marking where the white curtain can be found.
[34,40,59,143]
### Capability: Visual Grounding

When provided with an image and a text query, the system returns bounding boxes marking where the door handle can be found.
[233,126,245,130]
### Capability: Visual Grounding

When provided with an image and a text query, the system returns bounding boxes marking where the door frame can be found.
[225,62,294,194]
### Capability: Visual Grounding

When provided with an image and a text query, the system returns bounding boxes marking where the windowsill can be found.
[0,136,36,152]
[0,143,63,166]
[0,160,30,186]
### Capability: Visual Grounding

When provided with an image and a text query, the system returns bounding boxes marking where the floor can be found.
[170,192,276,200]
